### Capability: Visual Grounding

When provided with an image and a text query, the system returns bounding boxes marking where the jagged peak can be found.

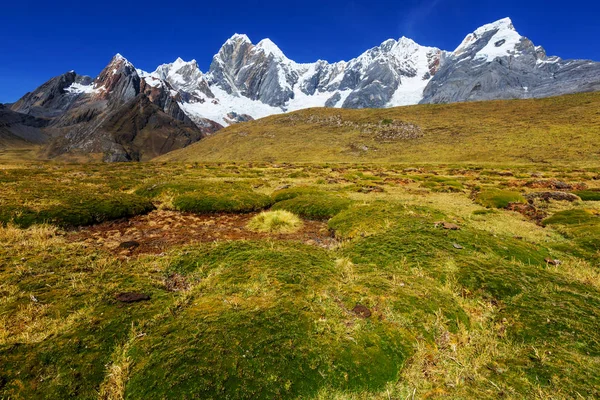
[453,17,523,57]
[398,36,417,46]
[112,53,130,63]
[474,17,515,35]
[107,53,135,71]
[255,38,287,60]
[226,33,252,45]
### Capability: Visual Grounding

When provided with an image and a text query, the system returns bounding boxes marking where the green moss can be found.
[125,242,411,399]
[0,193,154,228]
[475,189,526,208]
[173,190,272,214]
[543,209,598,225]
[271,195,352,220]
[472,209,497,216]
[134,180,252,198]
[328,202,407,239]
[271,186,325,202]
[421,176,465,192]
[573,190,600,201]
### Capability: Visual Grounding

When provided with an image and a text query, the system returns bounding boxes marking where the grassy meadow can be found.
[159,92,600,165]
[1,160,599,399]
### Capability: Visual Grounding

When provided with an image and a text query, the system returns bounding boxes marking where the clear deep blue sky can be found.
[1,0,599,103]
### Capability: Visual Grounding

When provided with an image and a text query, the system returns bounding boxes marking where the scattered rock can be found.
[545,258,562,266]
[526,192,580,202]
[357,185,384,193]
[524,180,586,191]
[164,273,190,292]
[453,243,464,249]
[276,184,291,190]
[444,222,460,230]
[384,178,414,185]
[115,292,150,303]
[352,304,372,318]
[498,171,514,176]
[119,241,140,250]
[435,221,460,230]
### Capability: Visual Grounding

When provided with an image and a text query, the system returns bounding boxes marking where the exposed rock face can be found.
[11,71,93,118]
[7,54,220,161]
[206,34,445,110]
[421,18,600,103]
[93,54,141,106]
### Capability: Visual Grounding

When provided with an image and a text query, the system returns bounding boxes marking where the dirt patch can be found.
[506,202,547,224]
[352,304,372,318]
[68,210,337,256]
[164,273,190,292]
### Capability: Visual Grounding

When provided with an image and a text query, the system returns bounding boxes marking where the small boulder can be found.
[545,258,562,266]
[119,241,140,250]
[435,221,460,230]
[115,292,150,303]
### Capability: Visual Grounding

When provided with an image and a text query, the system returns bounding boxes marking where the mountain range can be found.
[3,17,600,161]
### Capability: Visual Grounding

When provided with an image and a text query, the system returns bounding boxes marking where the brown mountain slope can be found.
[44,95,214,161]
[0,104,48,149]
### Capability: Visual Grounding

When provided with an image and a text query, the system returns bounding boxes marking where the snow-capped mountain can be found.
[5,17,600,161]
[127,17,599,127]
[132,33,446,127]
[422,18,600,102]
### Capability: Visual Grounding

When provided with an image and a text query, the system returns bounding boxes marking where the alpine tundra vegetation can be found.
[1,160,599,399]
[1,4,600,399]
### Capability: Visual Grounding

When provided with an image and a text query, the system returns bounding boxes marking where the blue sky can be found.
[1,0,599,103]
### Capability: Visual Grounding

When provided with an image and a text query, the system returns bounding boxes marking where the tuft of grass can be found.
[475,189,526,209]
[247,210,303,233]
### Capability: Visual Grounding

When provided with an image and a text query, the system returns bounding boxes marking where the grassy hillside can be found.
[158,92,600,164]
[1,161,599,398]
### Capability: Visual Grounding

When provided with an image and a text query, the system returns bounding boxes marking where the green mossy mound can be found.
[475,189,526,209]
[270,186,326,202]
[272,194,352,220]
[421,176,465,192]
[135,179,273,214]
[0,193,154,228]
[125,242,411,399]
[173,191,272,214]
[543,209,598,225]
[573,190,600,201]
